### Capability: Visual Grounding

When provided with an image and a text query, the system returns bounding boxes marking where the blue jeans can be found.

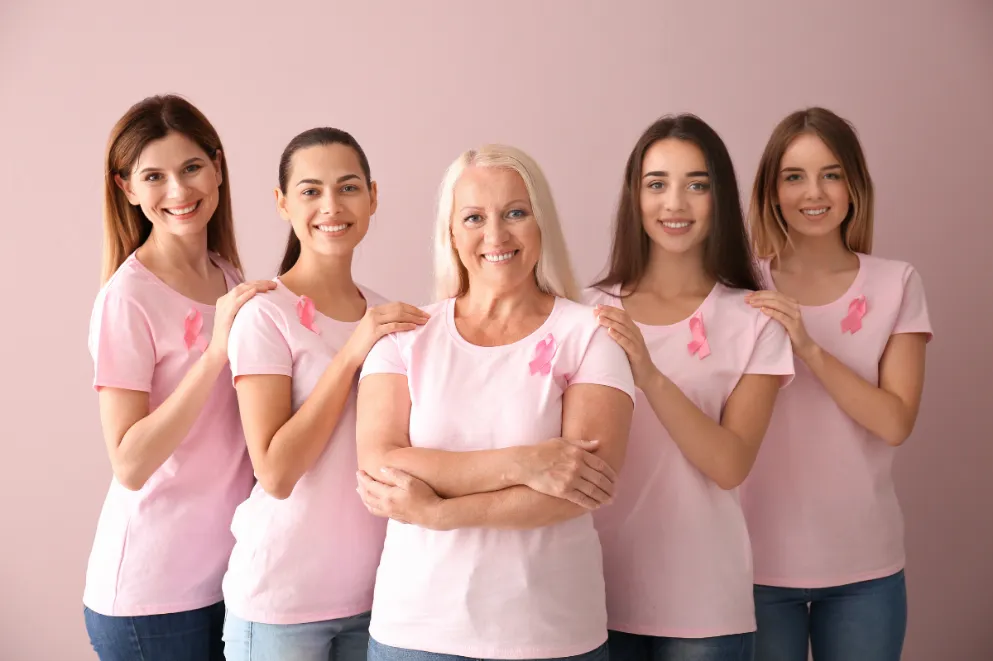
[368,637,609,661]
[84,601,225,661]
[223,611,371,661]
[607,630,754,661]
[753,570,907,661]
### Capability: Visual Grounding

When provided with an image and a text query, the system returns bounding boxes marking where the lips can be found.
[482,249,519,263]
[163,200,201,216]
[314,222,351,233]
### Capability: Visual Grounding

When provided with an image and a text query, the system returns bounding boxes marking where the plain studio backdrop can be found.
[1,1,990,659]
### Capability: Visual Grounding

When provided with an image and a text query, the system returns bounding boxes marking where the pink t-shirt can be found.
[222,280,388,624]
[584,284,794,637]
[741,254,933,588]
[359,296,636,659]
[83,252,254,616]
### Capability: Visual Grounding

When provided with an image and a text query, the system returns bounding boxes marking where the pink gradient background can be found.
[1,1,990,658]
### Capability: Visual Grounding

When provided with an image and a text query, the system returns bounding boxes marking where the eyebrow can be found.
[137,157,204,175]
[458,199,531,213]
[295,174,362,187]
[643,170,710,178]
[780,164,842,173]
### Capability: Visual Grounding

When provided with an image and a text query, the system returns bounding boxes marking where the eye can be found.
[144,173,162,182]
[824,172,843,180]
[506,208,529,220]
[688,181,711,192]
[647,180,665,190]
[463,214,484,225]
[184,164,203,174]
[341,184,359,193]
[784,174,802,182]
[302,189,320,196]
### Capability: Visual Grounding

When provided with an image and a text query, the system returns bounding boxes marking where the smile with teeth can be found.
[164,201,200,216]
[483,250,518,263]
[661,220,693,228]
[802,207,829,217]
[315,223,350,233]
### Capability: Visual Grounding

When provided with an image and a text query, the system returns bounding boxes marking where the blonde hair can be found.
[433,144,579,301]
[102,95,241,283]
[748,107,874,261]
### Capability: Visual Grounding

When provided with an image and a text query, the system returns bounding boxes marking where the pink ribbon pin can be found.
[687,311,711,359]
[841,295,867,334]
[529,333,557,376]
[184,308,208,353]
[296,296,321,334]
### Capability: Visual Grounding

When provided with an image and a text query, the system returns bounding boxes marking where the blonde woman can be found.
[355,145,635,661]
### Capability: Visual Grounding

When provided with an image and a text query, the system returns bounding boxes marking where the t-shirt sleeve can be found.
[359,334,407,379]
[569,326,636,402]
[892,266,933,341]
[228,302,293,380]
[745,317,796,387]
[88,289,156,392]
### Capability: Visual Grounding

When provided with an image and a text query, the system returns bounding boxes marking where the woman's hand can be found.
[594,304,660,389]
[343,302,430,368]
[745,291,818,362]
[516,438,617,509]
[356,468,443,529]
[207,280,278,361]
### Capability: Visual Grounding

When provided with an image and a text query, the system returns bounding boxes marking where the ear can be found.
[213,149,224,187]
[368,180,378,216]
[275,187,291,222]
[114,174,140,206]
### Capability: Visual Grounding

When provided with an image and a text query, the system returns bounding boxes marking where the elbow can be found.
[711,455,755,491]
[881,421,914,448]
[114,466,149,492]
[256,467,299,500]
[714,470,746,491]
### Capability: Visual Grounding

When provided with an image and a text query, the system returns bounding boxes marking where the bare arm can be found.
[640,372,782,489]
[802,333,927,446]
[99,351,229,490]
[357,375,617,502]
[748,291,928,447]
[425,383,633,530]
[98,281,274,490]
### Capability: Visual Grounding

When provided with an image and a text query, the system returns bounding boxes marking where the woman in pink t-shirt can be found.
[586,115,795,661]
[220,127,429,661]
[83,95,275,660]
[354,145,636,661]
[741,107,933,661]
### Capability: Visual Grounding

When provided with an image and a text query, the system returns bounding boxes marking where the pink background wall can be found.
[1,1,990,658]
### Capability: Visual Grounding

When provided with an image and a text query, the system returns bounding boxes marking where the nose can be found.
[165,174,191,199]
[483,216,510,245]
[319,189,345,215]
[804,176,825,200]
[663,186,688,213]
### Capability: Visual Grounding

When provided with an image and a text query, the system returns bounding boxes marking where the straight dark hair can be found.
[276,127,372,275]
[595,114,760,294]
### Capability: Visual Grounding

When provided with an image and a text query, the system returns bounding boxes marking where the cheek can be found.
[827,182,850,207]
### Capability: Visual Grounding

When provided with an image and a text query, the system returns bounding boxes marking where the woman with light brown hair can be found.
[82,94,273,660]
[740,107,933,661]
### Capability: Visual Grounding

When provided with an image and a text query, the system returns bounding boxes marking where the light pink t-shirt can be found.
[83,252,254,617]
[222,280,388,624]
[359,296,636,659]
[741,254,933,588]
[584,284,794,637]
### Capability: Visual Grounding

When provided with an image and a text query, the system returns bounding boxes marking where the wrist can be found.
[503,446,531,488]
[424,498,453,531]
[643,367,668,394]
[797,342,823,366]
[201,346,228,372]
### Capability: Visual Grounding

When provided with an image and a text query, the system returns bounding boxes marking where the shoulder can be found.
[231,285,290,333]
[552,296,600,331]
[859,253,922,287]
[356,284,389,309]
[92,256,158,317]
[389,298,450,346]
[580,285,620,308]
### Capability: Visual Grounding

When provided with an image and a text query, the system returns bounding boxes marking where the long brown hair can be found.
[749,107,874,261]
[595,114,760,294]
[102,95,241,282]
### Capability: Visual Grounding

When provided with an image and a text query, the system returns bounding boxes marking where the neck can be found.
[282,249,357,300]
[459,278,549,322]
[636,245,714,298]
[777,229,852,273]
[139,229,212,277]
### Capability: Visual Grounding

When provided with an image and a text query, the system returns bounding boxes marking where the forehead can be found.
[134,132,210,171]
[642,138,706,173]
[290,143,363,179]
[454,166,530,206]
[781,133,839,167]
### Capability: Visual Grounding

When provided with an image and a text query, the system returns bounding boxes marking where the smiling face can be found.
[639,138,713,257]
[775,132,851,240]
[275,142,377,258]
[450,165,542,296]
[116,131,223,238]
